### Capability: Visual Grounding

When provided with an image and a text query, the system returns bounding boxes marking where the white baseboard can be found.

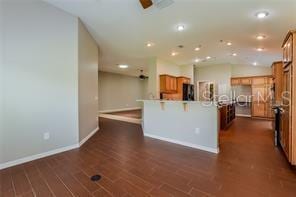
[0,127,99,170]
[236,114,251,117]
[0,144,79,170]
[144,133,219,154]
[79,127,99,147]
[99,107,141,114]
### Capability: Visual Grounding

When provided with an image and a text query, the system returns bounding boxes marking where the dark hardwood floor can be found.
[1,117,296,197]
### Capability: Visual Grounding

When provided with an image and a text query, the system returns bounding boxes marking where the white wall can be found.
[78,20,99,142]
[194,64,272,100]
[142,101,219,153]
[147,58,158,99]
[195,65,232,98]
[180,65,194,84]
[231,65,272,77]
[0,1,4,163]
[1,1,99,167]
[157,59,181,77]
[98,71,146,111]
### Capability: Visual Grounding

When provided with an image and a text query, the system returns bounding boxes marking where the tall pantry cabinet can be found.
[280,30,296,165]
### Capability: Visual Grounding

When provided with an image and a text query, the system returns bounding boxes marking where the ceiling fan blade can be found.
[139,0,153,9]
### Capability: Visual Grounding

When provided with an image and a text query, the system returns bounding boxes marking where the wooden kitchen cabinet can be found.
[240,77,252,85]
[231,76,272,86]
[231,78,241,85]
[220,103,235,130]
[252,77,267,85]
[252,102,265,117]
[266,102,274,118]
[176,77,190,100]
[279,30,296,165]
[252,85,266,102]
[271,61,284,103]
[281,65,292,161]
[160,75,191,100]
[251,81,273,119]
[231,75,273,119]
[160,75,177,93]
[283,34,293,66]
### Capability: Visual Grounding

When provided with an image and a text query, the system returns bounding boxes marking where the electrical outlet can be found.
[43,132,50,140]
[195,128,200,134]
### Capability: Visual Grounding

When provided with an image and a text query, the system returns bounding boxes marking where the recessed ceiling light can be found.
[256,11,269,19]
[232,53,237,56]
[226,42,232,46]
[194,58,200,63]
[194,47,201,51]
[256,47,264,51]
[206,56,211,60]
[171,52,178,56]
[177,25,185,31]
[256,35,266,40]
[146,42,154,47]
[118,64,128,69]
[253,62,258,66]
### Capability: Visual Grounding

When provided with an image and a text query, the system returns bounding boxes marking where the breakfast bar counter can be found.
[138,100,220,153]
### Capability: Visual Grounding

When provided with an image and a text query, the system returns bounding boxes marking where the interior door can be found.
[280,65,291,159]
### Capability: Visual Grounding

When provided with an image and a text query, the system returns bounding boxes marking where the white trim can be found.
[144,133,219,154]
[236,114,251,117]
[0,127,100,170]
[79,127,99,147]
[0,144,79,170]
[99,107,141,114]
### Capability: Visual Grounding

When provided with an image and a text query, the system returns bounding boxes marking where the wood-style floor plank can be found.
[1,117,296,197]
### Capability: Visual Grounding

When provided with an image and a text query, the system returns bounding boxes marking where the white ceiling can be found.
[45,0,296,76]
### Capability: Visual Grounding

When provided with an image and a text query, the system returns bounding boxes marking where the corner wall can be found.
[1,0,79,165]
[0,0,99,168]
[0,0,4,164]
[78,20,99,142]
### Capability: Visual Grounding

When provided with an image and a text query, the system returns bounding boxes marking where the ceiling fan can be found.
[139,70,148,80]
[139,0,174,10]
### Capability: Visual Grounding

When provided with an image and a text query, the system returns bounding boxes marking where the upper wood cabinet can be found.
[240,78,252,85]
[271,61,284,103]
[231,76,273,86]
[283,34,293,66]
[177,77,190,91]
[160,75,191,100]
[231,78,241,85]
[171,77,191,100]
[252,77,267,85]
[160,75,177,93]
[231,77,252,85]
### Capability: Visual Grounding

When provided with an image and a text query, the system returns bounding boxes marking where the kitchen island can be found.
[138,100,220,153]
